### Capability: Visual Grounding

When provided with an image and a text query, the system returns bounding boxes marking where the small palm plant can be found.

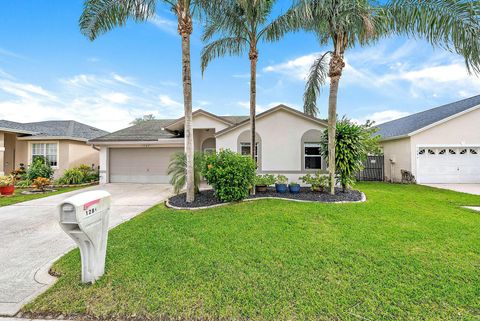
[168,152,205,194]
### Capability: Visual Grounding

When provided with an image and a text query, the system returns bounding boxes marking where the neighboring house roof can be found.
[0,120,108,141]
[377,95,480,140]
[90,119,177,142]
[164,109,236,130]
[215,104,328,137]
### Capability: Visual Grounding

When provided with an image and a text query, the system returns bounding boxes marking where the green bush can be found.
[275,175,288,184]
[168,152,205,194]
[58,168,85,185]
[300,171,329,192]
[203,149,256,202]
[26,157,54,181]
[254,174,275,186]
[321,117,380,191]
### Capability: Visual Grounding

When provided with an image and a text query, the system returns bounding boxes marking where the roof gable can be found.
[215,104,328,137]
[377,95,480,140]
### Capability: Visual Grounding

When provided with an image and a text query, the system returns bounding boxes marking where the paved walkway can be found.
[423,184,480,195]
[0,184,172,317]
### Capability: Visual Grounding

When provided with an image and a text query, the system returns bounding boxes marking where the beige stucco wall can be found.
[12,139,99,179]
[409,107,480,176]
[193,129,215,152]
[216,109,327,182]
[3,133,16,174]
[380,137,411,182]
[192,113,229,131]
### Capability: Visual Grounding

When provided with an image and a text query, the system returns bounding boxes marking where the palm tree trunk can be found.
[250,47,258,195]
[327,53,345,195]
[178,5,195,203]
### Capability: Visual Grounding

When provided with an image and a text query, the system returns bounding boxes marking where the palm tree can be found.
[200,0,283,168]
[79,0,216,203]
[274,0,480,195]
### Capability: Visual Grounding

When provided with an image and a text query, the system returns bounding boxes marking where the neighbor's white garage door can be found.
[109,147,182,183]
[417,146,480,184]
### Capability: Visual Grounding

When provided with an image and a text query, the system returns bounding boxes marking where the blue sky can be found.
[0,0,479,132]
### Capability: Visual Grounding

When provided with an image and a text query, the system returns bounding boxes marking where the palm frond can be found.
[201,37,248,73]
[303,52,330,117]
[79,0,156,40]
[168,151,204,194]
[381,0,480,74]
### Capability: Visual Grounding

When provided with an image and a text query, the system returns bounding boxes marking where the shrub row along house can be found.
[0,120,108,179]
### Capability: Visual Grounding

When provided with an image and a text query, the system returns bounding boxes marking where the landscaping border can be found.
[165,191,367,211]
[14,181,99,189]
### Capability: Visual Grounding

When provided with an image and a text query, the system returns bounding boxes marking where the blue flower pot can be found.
[275,183,288,193]
[289,184,301,194]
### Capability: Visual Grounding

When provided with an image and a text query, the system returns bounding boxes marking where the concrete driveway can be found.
[0,184,172,316]
[423,184,480,195]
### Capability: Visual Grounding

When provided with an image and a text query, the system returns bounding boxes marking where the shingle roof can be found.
[90,119,178,142]
[377,95,480,140]
[0,120,108,140]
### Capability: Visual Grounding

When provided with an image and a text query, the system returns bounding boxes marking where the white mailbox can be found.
[59,190,111,283]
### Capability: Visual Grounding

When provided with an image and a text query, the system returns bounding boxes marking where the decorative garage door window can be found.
[417,146,480,184]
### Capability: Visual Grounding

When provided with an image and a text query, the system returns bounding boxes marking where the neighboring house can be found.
[90,105,328,184]
[377,95,480,184]
[0,120,108,178]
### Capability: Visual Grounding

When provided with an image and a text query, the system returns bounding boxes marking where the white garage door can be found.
[109,147,183,183]
[417,147,480,184]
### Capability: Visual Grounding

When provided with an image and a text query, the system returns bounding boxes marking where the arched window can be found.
[237,130,261,168]
[301,129,323,170]
[201,137,216,154]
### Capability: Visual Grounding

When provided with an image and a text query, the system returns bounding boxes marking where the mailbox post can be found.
[59,190,111,283]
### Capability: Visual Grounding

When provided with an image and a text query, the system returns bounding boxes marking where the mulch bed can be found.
[168,187,364,209]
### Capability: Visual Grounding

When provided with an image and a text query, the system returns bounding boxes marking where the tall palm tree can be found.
[274,0,480,195]
[79,0,215,203]
[200,0,282,168]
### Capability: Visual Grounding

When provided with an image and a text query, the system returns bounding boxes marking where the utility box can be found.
[59,190,111,283]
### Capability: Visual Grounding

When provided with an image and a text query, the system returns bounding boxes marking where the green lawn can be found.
[24,183,480,320]
[0,186,87,207]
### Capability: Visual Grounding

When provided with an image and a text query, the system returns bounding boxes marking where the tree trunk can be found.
[178,5,195,203]
[327,53,345,195]
[249,47,258,195]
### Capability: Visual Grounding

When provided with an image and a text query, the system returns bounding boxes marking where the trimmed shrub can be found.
[26,157,54,181]
[203,149,256,202]
[58,168,85,185]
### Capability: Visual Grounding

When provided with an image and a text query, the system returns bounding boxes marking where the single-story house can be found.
[90,105,328,184]
[0,120,108,179]
[377,95,480,184]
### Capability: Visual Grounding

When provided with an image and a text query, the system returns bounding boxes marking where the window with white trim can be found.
[240,142,258,163]
[32,143,58,167]
[304,143,322,169]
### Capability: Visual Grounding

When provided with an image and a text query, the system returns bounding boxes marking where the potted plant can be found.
[255,174,275,193]
[289,181,301,194]
[300,171,329,192]
[0,175,15,196]
[275,175,288,193]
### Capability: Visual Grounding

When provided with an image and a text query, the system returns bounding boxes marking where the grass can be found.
[24,183,480,320]
[0,186,87,207]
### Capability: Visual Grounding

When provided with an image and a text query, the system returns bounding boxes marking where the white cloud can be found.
[102,92,130,104]
[353,110,410,125]
[0,72,185,132]
[149,14,177,35]
[263,53,319,80]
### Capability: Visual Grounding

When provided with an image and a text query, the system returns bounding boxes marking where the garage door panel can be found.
[417,147,480,184]
[109,147,182,183]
